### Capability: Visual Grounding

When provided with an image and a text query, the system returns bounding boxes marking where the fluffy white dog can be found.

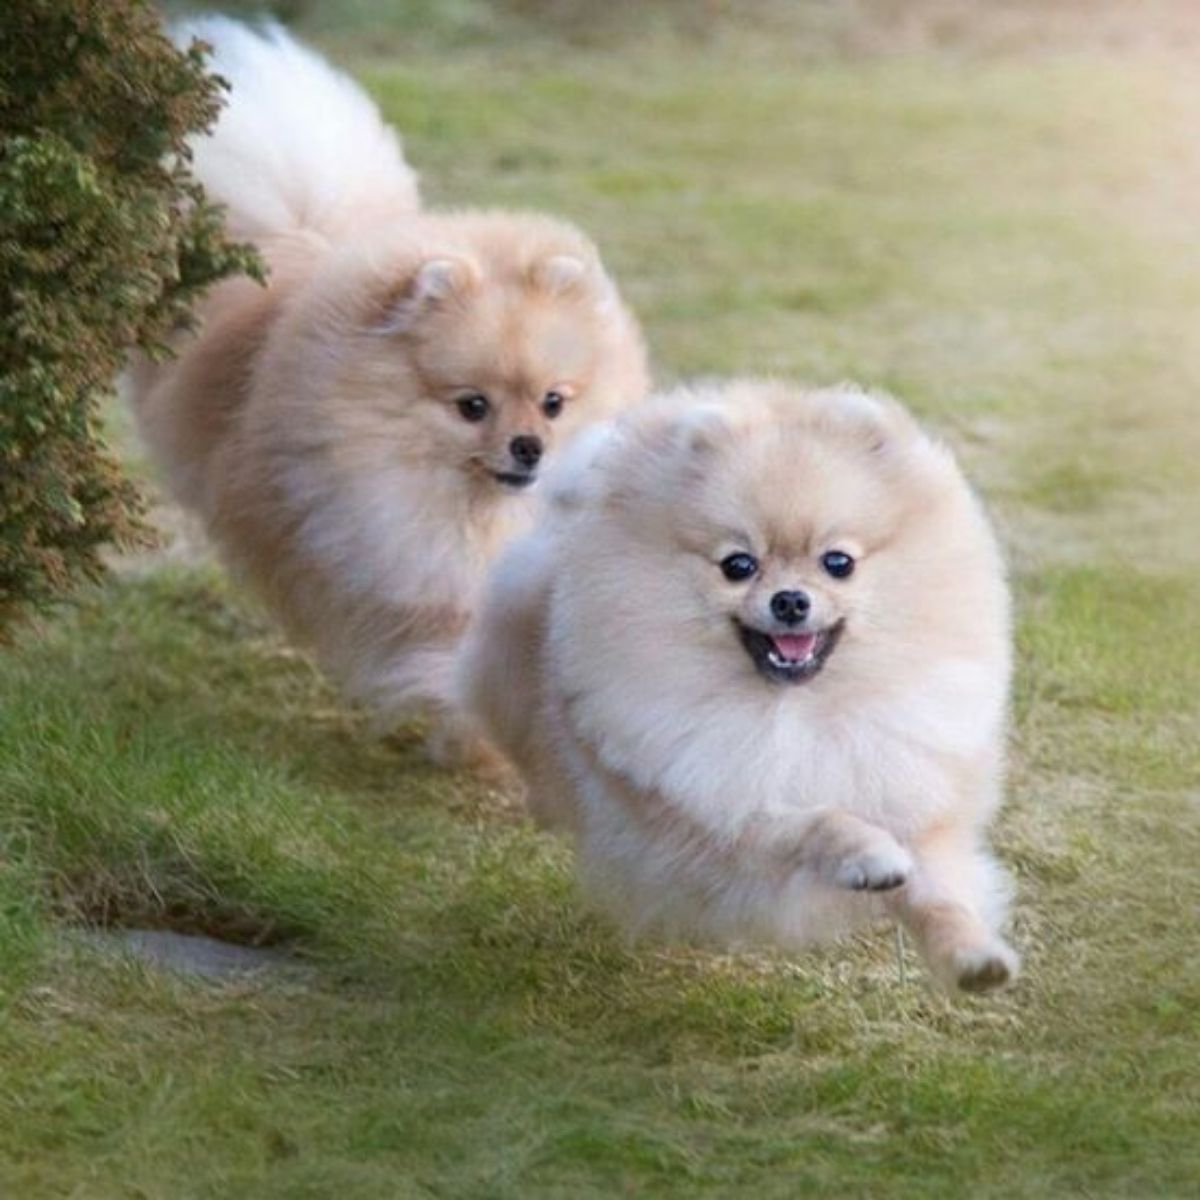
[460,381,1019,991]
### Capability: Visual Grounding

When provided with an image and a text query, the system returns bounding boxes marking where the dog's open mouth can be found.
[735,618,845,685]
[491,470,537,490]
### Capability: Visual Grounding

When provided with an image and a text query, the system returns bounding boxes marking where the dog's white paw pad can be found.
[833,845,913,892]
[953,941,1019,993]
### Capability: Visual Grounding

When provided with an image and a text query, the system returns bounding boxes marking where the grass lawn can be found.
[3,8,1200,1196]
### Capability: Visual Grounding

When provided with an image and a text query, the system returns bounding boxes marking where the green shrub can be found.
[0,0,258,635]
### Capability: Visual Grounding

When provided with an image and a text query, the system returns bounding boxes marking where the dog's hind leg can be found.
[886,823,1019,993]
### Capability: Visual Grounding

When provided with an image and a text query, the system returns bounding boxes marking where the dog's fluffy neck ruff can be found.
[549,612,1007,843]
[278,449,534,609]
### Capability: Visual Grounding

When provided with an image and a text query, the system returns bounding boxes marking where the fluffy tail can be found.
[173,16,420,242]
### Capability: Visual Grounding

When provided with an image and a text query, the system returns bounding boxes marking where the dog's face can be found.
[714,545,853,687]
[592,385,981,697]
[367,252,633,493]
[681,429,890,689]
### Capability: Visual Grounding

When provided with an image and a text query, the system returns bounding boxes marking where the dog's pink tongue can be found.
[771,632,817,662]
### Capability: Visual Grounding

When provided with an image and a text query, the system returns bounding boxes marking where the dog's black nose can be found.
[770,590,811,626]
[509,435,543,469]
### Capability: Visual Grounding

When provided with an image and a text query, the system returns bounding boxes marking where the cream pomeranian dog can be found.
[130,18,648,760]
[458,380,1020,991]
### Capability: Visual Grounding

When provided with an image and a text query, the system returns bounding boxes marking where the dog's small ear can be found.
[412,257,476,303]
[817,383,914,456]
[672,403,737,457]
[618,400,736,497]
[530,254,589,296]
[375,256,479,333]
[630,394,740,469]
[530,253,620,316]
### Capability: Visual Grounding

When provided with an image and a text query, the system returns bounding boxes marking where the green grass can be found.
[4,11,1200,1196]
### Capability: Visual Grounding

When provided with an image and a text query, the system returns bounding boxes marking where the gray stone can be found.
[89,928,289,979]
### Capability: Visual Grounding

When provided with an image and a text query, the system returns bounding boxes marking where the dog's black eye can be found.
[542,391,565,419]
[720,553,758,582]
[821,550,855,579]
[457,393,490,422]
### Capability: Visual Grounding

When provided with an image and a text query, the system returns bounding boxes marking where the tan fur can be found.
[131,69,648,757]
[459,381,1020,992]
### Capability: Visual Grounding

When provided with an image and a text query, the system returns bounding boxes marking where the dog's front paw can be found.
[832,842,914,892]
[948,938,1020,993]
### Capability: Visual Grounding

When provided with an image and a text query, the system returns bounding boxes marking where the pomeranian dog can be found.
[130,18,648,761]
[459,380,1020,991]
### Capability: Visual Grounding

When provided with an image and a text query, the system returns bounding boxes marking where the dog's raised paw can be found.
[952,940,1020,993]
[832,844,913,892]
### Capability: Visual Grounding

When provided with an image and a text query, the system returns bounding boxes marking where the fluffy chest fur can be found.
[550,615,1006,842]
[277,450,534,609]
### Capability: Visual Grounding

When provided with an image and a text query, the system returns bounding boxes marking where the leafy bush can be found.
[0,0,258,635]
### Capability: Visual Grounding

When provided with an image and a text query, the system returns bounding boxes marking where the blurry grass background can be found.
[3,1,1200,1195]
